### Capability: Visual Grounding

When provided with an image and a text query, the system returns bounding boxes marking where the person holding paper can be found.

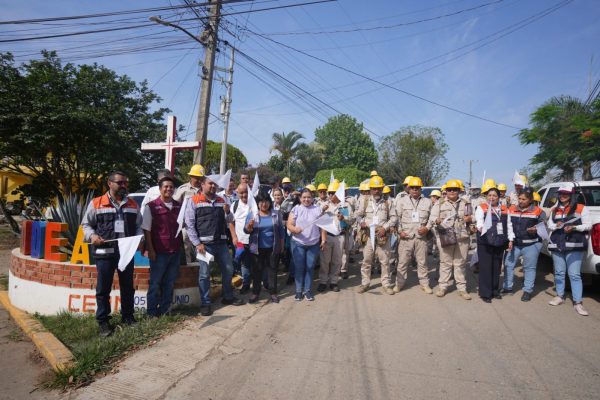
[474,185,509,303]
[318,181,354,293]
[393,177,435,295]
[185,175,245,317]
[547,185,592,316]
[287,188,326,301]
[354,176,396,295]
[81,171,143,337]
[428,179,474,300]
[504,189,546,302]
[142,176,182,317]
[244,190,285,304]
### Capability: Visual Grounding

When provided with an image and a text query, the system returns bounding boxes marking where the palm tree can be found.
[270,131,305,176]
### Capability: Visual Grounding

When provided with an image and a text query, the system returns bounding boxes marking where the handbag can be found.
[437,227,457,247]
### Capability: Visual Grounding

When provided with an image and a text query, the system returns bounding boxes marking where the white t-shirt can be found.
[141,186,160,209]
[141,201,173,231]
[232,200,250,244]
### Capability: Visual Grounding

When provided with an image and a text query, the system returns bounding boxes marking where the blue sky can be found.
[1,0,599,186]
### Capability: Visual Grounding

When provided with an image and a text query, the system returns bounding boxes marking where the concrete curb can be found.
[0,290,74,371]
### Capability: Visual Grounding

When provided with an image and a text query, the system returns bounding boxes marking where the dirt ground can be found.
[0,228,61,399]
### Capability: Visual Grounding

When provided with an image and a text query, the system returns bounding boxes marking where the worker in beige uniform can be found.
[394,177,433,293]
[341,189,357,279]
[383,186,398,269]
[355,176,397,294]
[173,164,205,264]
[316,183,328,207]
[428,179,473,300]
[508,175,527,207]
[428,190,442,258]
[497,183,509,207]
[318,181,354,291]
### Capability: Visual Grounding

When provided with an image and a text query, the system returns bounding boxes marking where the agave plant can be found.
[50,191,95,251]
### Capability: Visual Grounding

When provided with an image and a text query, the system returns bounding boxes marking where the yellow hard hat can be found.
[456,179,465,190]
[369,175,384,189]
[445,179,461,190]
[282,177,291,184]
[370,170,378,177]
[403,176,413,185]
[497,183,507,191]
[306,184,316,192]
[188,164,205,177]
[382,185,391,194]
[430,190,442,198]
[484,178,496,187]
[407,176,423,187]
[519,175,528,185]
[441,184,447,192]
[332,179,340,185]
[359,182,370,191]
[317,183,327,191]
[533,191,541,202]
[481,182,498,194]
[328,181,340,192]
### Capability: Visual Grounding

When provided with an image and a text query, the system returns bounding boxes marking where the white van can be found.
[537,181,600,275]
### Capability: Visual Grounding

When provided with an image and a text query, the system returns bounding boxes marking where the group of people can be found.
[81,166,592,337]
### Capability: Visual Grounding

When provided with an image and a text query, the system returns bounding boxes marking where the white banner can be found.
[117,235,143,271]
[207,169,232,190]
[314,213,340,236]
[335,181,346,207]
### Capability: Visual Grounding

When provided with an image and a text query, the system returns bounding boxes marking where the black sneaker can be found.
[317,283,327,292]
[295,292,303,301]
[200,305,213,316]
[501,288,513,295]
[240,285,250,295]
[222,297,245,306]
[521,291,532,302]
[122,317,137,326]
[494,292,502,300]
[304,291,315,301]
[330,284,340,292]
[99,321,113,337]
[482,297,492,303]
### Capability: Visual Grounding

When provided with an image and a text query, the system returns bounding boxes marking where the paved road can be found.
[162,259,600,400]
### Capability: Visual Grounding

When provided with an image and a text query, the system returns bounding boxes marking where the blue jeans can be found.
[148,252,180,316]
[504,242,542,293]
[198,242,234,305]
[551,250,584,303]
[292,240,319,293]
[95,257,134,323]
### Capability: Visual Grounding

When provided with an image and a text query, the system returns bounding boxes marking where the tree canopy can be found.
[378,125,449,186]
[518,95,600,181]
[314,114,377,171]
[0,51,168,202]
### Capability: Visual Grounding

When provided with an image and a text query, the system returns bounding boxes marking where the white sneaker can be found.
[574,303,589,316]
[548,296,564,306]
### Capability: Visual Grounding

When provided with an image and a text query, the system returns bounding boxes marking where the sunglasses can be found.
[110,180,129,186]
[446,188,459,192]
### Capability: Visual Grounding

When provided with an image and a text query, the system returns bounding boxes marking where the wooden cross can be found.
[141,116,200,174]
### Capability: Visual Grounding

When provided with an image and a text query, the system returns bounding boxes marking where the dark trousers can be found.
[250,248,277,295]
[95,257,135,323]
[477,244,504,299]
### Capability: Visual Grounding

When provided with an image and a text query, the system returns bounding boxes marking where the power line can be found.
[259,0,503,36]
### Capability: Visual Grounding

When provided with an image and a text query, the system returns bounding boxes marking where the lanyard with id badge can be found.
[491,206,503,235]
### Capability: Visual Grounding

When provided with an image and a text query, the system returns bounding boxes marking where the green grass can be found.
[0,273,7,290]
[36,311,192,389]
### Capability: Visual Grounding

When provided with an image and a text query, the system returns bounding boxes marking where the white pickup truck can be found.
[538,181,600,275]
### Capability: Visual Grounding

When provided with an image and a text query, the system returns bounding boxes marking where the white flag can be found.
[330,170,335,183]
[196,251,214,264]
[481,170,486,187]
[117,235,143,271]
[369,224,376,251]
[207,169,231,190]
[252,170,261,196]
[536,222,549,241]
[314,213,340,236]
[335,181,346,207]
[176,196,189,238]
[481,203,493,236]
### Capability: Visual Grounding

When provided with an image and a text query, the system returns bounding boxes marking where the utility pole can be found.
[194,0,221,165]
[218,46,235,174]
[465,159,479,188]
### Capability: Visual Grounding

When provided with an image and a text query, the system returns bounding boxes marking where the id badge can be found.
[114,220,125,233]
[411,211,419,222]
[496,222,503,235]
